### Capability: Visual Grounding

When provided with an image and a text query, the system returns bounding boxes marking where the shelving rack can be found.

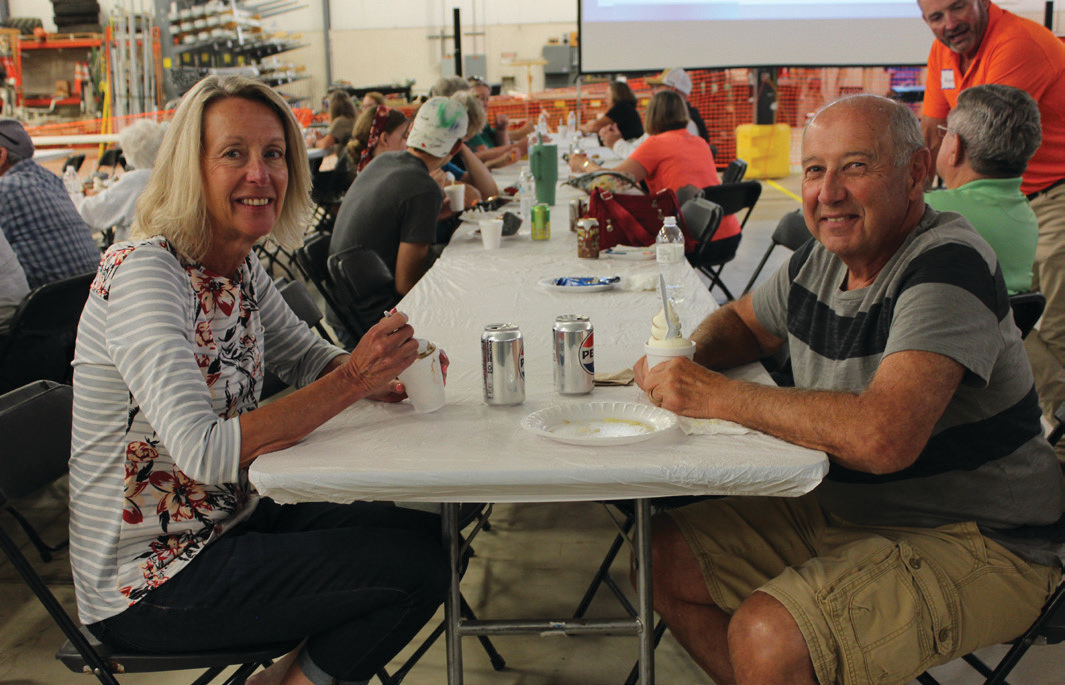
[165,0,307,96]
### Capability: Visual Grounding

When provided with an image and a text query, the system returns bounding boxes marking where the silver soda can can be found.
[553,315,594,395]
[482,323,525,405]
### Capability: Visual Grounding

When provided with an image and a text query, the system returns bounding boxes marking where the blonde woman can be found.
[69,75,447,685]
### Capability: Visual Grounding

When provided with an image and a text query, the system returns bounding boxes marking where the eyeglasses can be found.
[937,124,955,137]
[468,75,488,87]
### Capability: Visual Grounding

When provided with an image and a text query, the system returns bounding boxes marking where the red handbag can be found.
[586,188,695,253]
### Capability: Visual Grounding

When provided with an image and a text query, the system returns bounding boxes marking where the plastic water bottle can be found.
[518,166,534,227]
[656,216,686,304]
[63,167,81,194]
[537,109,549,135]
[567,110,576,132]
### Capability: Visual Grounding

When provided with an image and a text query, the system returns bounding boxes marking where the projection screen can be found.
[579,0,1020,72]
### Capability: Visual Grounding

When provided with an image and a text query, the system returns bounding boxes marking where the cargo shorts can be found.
[667,494,1061,685]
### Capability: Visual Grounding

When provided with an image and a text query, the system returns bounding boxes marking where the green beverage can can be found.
[532,204,551,240]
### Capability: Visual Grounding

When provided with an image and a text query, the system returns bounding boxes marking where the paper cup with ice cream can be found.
[397,339,446,413]
[644,306,696,369]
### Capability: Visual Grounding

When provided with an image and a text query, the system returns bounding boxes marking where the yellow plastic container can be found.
[735,123,791,179]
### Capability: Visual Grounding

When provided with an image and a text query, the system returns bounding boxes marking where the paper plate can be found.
[602,246,656,261]
[521,402,678,446]
[538,276,620,292]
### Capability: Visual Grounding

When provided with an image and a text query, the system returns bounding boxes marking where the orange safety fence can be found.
[26,66,928,175]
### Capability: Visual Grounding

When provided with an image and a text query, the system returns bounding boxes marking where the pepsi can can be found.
[553,315,594,395]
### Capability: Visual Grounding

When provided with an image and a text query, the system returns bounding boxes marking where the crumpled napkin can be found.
[676,417,753,436]
[595,368,635,386]
[620,272,658,292]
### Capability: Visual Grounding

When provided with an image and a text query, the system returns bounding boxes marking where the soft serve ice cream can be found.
[648,307,691,349]
[644,306,697,369]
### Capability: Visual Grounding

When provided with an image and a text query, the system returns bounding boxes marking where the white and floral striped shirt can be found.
[69,236,342,624]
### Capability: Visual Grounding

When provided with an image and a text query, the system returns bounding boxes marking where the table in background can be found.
[32,148,74,163]
[250,162,828,684]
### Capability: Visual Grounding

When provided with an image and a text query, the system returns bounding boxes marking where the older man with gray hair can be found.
[636,94,1064,685]
[0,118,100,287]
[926,84,1041,295]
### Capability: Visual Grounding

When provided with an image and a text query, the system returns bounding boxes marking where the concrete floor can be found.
[2,173,1063,684]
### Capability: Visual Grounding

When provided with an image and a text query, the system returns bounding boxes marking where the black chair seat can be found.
[56,628,298,678]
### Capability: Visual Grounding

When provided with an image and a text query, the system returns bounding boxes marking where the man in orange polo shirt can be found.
[919,0,1065,459]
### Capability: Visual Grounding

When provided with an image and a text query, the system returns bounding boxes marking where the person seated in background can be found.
[467,75,531,169]
[69,74,449,685]
[636,94,1064,685]
[925,84,1041,295]
[598,119,648,160]
[347,104,411,174]
[312,90,358,158]
[360,90,385,112]
[442,90,499,211]
[569,90,740,257]
[0,228,28,333]
[579,80,644,145]
[75,119,168,243]
[432,90,501,244]
[647,67,710,144]
[330,96,468,342]
[0,118,101,287]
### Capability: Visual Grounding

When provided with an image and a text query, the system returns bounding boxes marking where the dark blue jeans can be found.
[88,499,448,682]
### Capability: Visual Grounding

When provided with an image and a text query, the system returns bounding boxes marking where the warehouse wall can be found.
[9,0,579,103]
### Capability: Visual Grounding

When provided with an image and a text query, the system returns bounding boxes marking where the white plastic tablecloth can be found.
[249,172,828,505]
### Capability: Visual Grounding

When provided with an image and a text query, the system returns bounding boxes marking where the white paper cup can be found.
[397,340,445,413]
[480,218,503,250]
[444,184,465,211]
[556,124,569,140]
[644,340,696,370]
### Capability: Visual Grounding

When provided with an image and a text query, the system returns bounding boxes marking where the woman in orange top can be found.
[569,90,740,249]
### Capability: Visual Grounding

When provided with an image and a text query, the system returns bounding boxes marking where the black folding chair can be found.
[293,231,363,346]
[0,271,94,393]
[0,381,297,684]
[62,153,86,173]
[676,183,704,207]
[327,245,403,343]
[95,147,125,177]
[277,278,337,345]
[260,278,339,400]
[691,181,762,301]
[721,158,748,184]
[1009,291,1046,339]
[742,209,812,295]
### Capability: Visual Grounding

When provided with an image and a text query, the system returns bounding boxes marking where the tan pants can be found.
[1026,185,1065,462]
[669,495,1060,685]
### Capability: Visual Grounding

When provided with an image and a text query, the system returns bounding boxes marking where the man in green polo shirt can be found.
[925,84,1040,294]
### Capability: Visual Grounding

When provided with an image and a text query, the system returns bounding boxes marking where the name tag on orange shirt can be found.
[941,69,956,90]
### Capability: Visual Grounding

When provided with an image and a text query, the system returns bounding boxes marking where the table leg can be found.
[443,503,464,685]
[635,498,654,684]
